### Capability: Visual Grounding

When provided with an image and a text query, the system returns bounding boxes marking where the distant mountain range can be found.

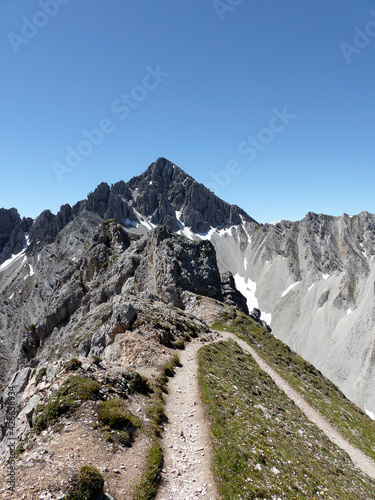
[1,156,375,418]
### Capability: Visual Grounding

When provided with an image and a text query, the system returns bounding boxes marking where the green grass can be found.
[63,465,104,500]
[157,354,181,393]
[98,397,140,430]
[133,440,163,500]
[146,389,167,438]
[34,375,101,434]
[122,371,152,395]
[199,339,375,499]
[212,309,375,463]
[97,397,140,448]
[65,358,82,371]
[172,339,185,350]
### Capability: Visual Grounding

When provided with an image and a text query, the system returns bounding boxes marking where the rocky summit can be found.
[1,157,375,498]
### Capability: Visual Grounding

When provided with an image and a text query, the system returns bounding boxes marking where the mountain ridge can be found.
[1,157,375,414]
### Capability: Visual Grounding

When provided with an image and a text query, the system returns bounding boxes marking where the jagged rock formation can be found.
[0,215,248,383]
[17,158,257,256]
[0,208,32,264]
[1,157,375,416]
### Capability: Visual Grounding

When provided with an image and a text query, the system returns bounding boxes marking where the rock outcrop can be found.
[0,208,33,264]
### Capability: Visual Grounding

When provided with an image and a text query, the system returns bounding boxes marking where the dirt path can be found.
[157,329,375,499]
[156,339,219,500]
[219,330,375,481]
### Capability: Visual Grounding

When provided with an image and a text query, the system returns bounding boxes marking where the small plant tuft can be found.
[34,375,101,434]
[64,465,104,500]
[92,355,102,366]
[122,371,152,395]
[172,339,185,350]
[65,358,82,371]
[98,397,140,431]
[35,367,47,385]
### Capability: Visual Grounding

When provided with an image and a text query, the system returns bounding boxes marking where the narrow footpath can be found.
[157,330,375,500]
[219,329,375,481]
[156,339,219,500]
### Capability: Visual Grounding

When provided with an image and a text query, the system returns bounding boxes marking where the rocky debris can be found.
[156,340,218,500]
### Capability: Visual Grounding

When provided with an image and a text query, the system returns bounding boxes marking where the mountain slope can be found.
[1,156,375,415]
[1,157,375,497]
[235,211,375,413]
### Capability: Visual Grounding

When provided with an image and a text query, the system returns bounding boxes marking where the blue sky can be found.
[1,0,374,223]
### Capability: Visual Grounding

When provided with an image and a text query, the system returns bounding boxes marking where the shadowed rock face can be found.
[23,158,258,253]
[133,225,229,308]
[0,208,33,264]
[0,208,20,249]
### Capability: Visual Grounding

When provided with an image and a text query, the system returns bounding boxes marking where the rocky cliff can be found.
[1,157,375,417]
[0,208,32,264]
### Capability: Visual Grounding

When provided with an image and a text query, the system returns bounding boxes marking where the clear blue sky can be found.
[1,0,374,223]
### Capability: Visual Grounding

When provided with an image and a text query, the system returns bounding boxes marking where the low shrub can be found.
[64,465,104,500]
[172,339,185,350]
[98,397,139,431]
[122,371,152,395]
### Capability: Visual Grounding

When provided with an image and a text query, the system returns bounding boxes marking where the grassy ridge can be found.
[199,340,375,499]
[212,309,375,463]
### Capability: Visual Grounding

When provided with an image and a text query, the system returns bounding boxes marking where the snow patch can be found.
[123,217,138,228]
[365,404,375,420]
[140,219,157,231]
[322,273,330,280]
[347,308,352,315]
[281,282,299,298]
[359,243,368,258]
[234,274,272,324]
[0,249,27,274]
[244,257,248,271]
[175,210,217,240]
[24,232,31,248]
[28,263,34,277]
